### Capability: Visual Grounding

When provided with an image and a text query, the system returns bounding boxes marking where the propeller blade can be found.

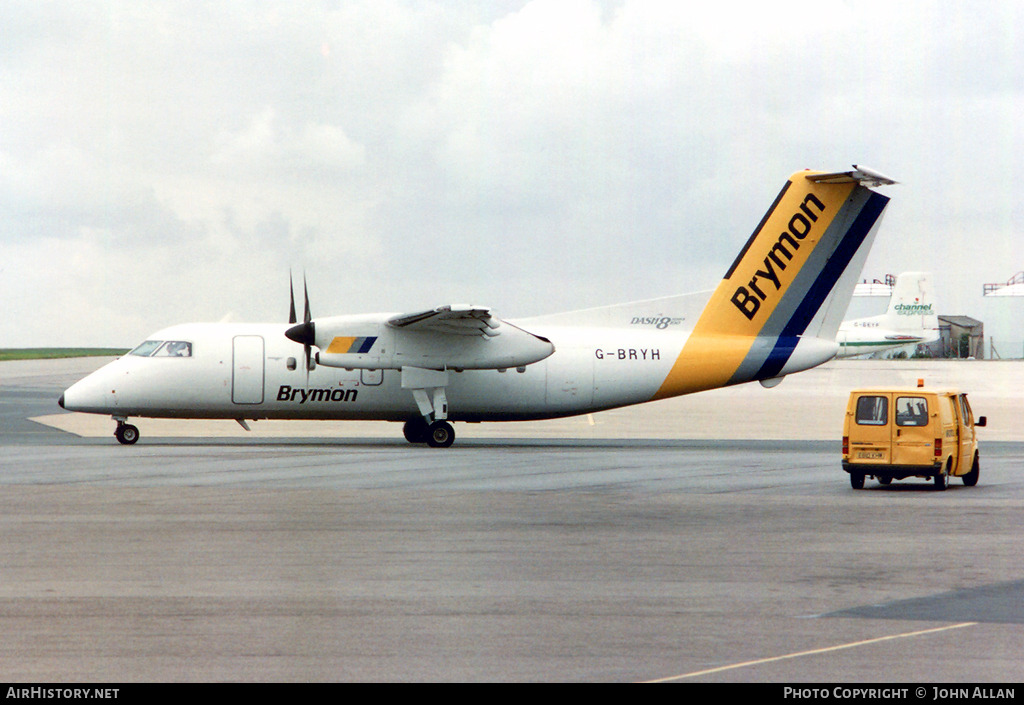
[288,271,297,325]
[283,271,316,387]
[302,274,313,376]
[303,274,311,324]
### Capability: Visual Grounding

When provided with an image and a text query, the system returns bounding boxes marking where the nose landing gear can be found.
[114,419,140,445]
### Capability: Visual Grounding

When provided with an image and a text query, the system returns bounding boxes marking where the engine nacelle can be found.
[309,314,554,371]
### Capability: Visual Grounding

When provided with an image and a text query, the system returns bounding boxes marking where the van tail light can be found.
[842,436,849,455]
[934,438,942,457]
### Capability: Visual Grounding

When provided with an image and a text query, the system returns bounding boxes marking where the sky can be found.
[2,0,1023,348]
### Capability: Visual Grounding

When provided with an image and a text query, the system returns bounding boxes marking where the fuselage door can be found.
[232,335,265,404]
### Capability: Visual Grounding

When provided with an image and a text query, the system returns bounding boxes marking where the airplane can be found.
[836,271,939,358]
[59,165,896,447]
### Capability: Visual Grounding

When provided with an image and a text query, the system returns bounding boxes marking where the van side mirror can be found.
[976,416,987,427]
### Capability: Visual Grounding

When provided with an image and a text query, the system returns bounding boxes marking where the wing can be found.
[387,305,501,337]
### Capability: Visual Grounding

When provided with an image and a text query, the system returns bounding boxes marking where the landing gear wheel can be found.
[115,423,139,445]
[403,419,429,444]
[962,455,980,487]
[850,472,865,490]
[426,421,455,448]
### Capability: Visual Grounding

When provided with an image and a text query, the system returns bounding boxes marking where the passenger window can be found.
[855,396,888,425]
[152,341,193,357]
[896,396,929,426]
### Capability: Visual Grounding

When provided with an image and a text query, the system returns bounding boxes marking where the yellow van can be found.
[842,388,986,490]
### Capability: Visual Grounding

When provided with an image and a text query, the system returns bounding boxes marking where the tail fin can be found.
[653,166,894,399]
[883,272,938,333]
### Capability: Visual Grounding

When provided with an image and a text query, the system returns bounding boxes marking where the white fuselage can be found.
[836,321,930,358]
[61,322,686,423]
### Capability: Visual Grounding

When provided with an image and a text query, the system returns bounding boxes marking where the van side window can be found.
[959,395,974,426]
[896,396,929,426]
[855,396,888,425]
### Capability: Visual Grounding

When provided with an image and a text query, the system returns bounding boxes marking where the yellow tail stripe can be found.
[653,172,856,400]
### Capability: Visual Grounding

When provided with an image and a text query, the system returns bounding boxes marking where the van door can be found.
[891,394,933,466]
[850,393,892,464]
[955,394,976,475]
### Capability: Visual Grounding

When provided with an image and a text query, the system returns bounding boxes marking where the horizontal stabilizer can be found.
[806,164,898,188]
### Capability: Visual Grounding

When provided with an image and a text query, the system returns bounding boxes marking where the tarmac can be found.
[1,356,1023,682]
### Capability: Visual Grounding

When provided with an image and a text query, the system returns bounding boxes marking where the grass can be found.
[0,348,130,361]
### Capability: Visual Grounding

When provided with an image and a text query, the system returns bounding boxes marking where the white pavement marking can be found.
[643,622,977,682]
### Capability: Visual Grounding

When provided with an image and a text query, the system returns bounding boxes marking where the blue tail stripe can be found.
[755,191,890,379]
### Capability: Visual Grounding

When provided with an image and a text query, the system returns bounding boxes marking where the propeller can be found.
[288,271,297,325]
[285,272,316,382]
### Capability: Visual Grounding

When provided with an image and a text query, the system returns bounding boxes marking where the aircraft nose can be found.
[58,394,65,409]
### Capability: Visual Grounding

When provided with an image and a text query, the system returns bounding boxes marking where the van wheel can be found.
[934,468,948,491]
[962,455,980,487]
[850,472,865,490]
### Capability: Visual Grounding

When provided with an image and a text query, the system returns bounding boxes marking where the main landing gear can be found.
[114,419,140,445]
[400,366,457,448]
[403,418,455,448]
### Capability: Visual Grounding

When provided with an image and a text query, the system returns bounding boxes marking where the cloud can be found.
[1,1,1022,348]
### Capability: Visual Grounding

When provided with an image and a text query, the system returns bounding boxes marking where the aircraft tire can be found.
[403,419,429,444]
[115,423,140,445]
[426,421,455,448]
[962,455,980,487]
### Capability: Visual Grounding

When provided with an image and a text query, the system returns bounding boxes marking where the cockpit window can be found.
[153,341,192,357]
[129,340,164,357]
[129,340,192,357]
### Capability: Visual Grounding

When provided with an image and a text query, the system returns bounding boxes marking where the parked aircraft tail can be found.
[835,271,939,358]
[653,166,895,398]
[882,272,937,331]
